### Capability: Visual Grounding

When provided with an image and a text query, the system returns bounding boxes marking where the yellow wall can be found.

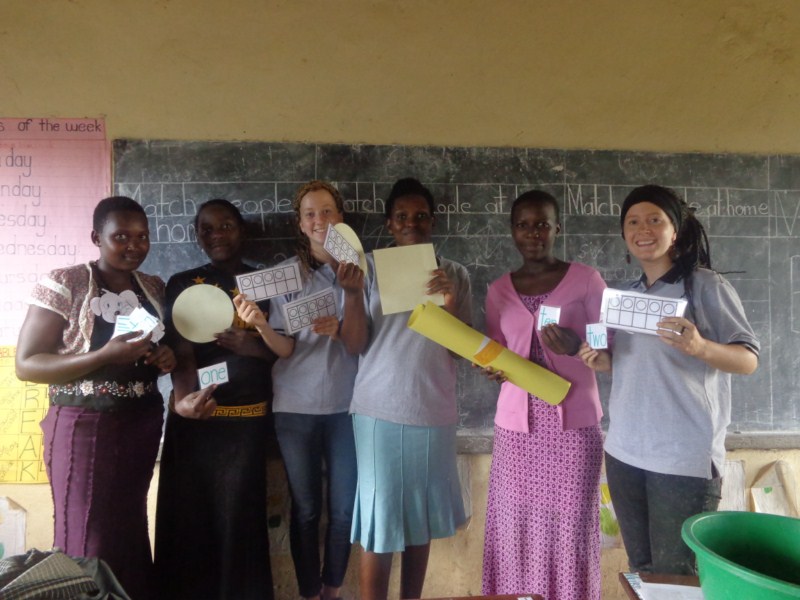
[3,1,800,598]
[3,0,800,153]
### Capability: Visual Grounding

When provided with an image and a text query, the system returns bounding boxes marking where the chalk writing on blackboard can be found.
[113,141,800,435]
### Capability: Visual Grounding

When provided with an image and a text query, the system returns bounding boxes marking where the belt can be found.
[49,380,160,412]
[210,401,268,418]
[50,379,157,400]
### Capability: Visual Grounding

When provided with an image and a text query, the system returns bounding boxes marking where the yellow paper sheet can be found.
[374,245,444,315]
[407,302,571,405]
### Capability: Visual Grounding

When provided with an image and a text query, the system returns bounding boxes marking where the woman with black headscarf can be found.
[579,184,759,575]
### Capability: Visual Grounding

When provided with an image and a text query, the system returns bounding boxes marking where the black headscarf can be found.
[620,185,712,307]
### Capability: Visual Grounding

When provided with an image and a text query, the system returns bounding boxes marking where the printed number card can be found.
[281,287,338,335]
[236,263,303,301]
[586,323,608,349]
[537,305,561,330]
[198,361,229,389]
[600,288,687,335]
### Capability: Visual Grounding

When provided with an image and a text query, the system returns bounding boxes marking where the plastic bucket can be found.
[682,511,800,599]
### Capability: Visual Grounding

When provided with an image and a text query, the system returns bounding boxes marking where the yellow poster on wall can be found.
[0,346,48,483]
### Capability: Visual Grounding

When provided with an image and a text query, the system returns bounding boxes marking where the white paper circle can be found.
[172,284,234,343]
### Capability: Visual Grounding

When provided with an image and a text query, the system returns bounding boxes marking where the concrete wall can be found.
[3,0,800,597]
[4,0,800,153]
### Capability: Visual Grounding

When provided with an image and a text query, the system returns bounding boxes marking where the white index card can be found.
[586,323,608,349]
[236,263,303,302]
[600,288,687,335]
[537,305,561,330]
[281,287,338,334]
[112,306,162,342]
[324,223,360,265]
[197,361,229,389]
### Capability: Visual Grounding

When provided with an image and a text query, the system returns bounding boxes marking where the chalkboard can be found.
[113,140,800,442]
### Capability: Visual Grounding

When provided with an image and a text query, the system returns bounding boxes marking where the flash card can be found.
[600,288,687,335]
[113,306,163,342]
[537,305,561,330]
[282,287,338,335]
[236,263,303,301]
[197,361,229,389]
[586,323,608,349]
[324,223,360,265]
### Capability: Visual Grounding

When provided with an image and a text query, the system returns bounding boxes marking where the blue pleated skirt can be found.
[350,414,466,553]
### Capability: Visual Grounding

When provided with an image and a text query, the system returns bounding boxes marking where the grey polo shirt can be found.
[269,257,358,415]
[349,254,473,427]
[605,267,759,479]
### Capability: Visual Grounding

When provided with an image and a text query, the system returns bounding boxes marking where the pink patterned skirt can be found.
[482,395,603,600]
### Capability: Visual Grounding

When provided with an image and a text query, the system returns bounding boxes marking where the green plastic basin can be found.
[682,511,800,599]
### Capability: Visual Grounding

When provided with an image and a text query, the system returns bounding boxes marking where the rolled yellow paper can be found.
[407,301,571,405]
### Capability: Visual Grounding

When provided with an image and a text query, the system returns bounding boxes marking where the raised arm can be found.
[336,262,368,355]
[656,274,759,375]
[233,294,295,358]
[428,268,462,319]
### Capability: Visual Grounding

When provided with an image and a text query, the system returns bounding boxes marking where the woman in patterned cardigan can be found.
[15,196,175,600]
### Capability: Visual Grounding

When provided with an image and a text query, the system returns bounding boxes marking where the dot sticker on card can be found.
[172,284,234,343]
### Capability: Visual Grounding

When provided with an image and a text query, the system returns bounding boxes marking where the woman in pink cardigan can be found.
[481,190,605,600]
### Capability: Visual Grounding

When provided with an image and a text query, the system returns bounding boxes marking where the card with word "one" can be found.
[197,361,229,389]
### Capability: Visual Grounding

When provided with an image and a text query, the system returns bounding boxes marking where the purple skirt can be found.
[482,397,603,600]
[41,404,163,600]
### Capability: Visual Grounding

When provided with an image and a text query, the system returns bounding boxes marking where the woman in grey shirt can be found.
[579,185,759,575]
[349,178,471,600]
[235,180,366,600]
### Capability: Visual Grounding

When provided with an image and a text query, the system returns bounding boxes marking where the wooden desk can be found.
[424,595,543,600]
[618,572,701,600]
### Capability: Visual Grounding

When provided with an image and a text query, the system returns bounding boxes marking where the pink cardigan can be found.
[485,262,605,432]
